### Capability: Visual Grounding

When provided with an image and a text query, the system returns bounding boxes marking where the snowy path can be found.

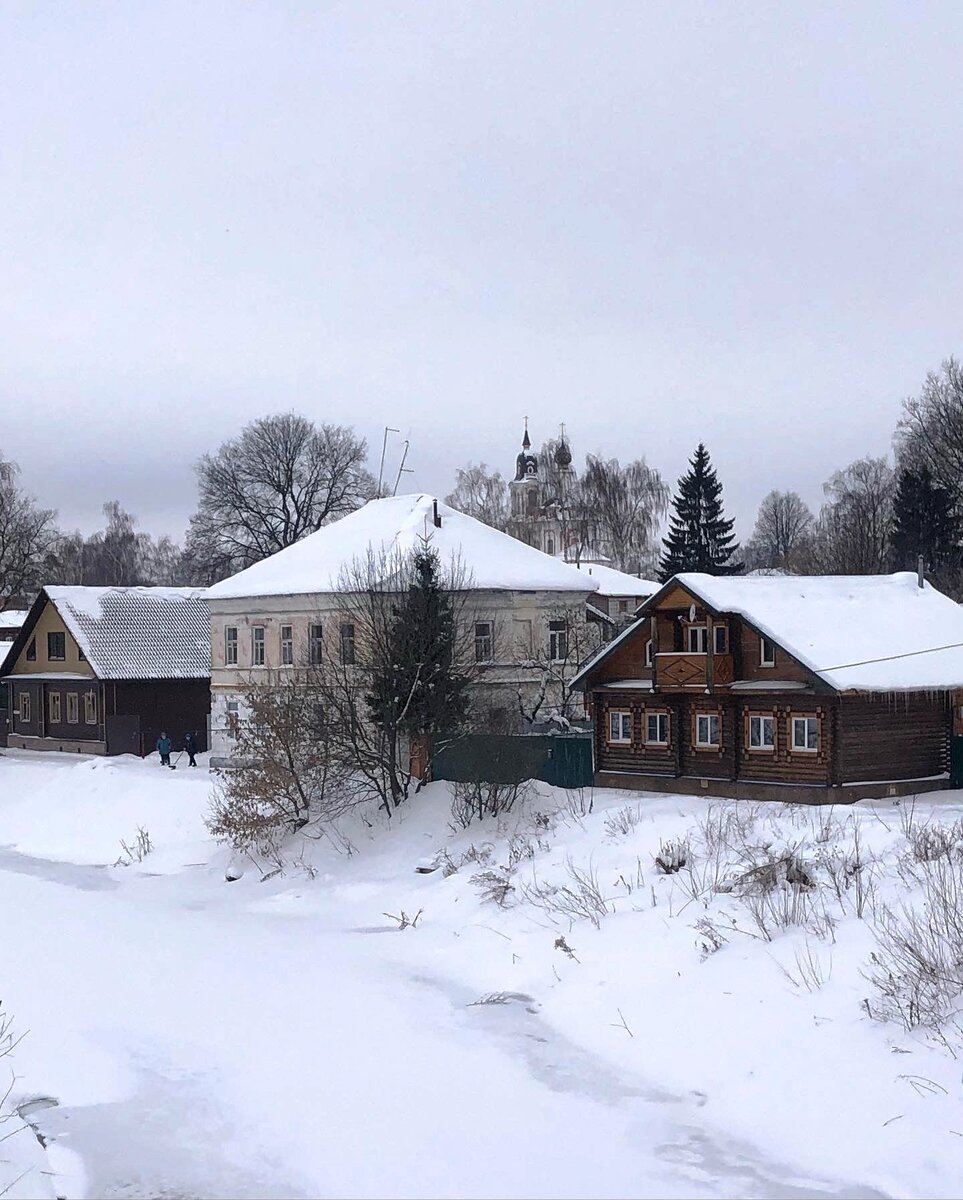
[2,841,884,1199]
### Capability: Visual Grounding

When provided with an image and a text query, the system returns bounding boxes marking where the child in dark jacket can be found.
[183,731,198,767]
[157,733,172,767]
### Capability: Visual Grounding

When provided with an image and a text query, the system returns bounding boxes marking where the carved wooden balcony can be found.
[654,653,734,690]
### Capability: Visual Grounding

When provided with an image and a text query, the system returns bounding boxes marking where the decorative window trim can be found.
[694,710,722,749]
[644,639,653,668]
[48,691,62,724]
[66,692,79,724]
[687,625,708,654]
[645,709,670,746]
[760,636,776,667]
[607,709,633,744]
[713,624,728,654]
[18,692,30,723]
[791,714,820,753]
[746,712,775,752]
[84,690,98,725]
[549,619,568,663]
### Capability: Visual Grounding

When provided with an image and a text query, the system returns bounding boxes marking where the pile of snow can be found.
[673,571,963,691]
[206,494,600,599]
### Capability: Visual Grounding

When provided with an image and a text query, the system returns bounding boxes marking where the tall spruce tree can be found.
[890,465,959,576]
[366,542,470,744]
[659,443,742,581]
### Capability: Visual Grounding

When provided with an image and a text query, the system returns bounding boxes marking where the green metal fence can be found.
[432,733,594,790]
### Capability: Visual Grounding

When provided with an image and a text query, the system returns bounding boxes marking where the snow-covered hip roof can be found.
[39,586,211,680]
[571,563,660,598]
[205,494,601,600]
[673,572,963,692]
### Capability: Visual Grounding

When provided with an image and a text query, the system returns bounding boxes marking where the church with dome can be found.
[506,421,576,559]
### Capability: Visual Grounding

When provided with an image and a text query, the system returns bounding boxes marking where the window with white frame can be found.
[280,624,294,666]
[549,620,568,662]
[696,712,721,747]
[251,626,266,667]
[645,638,653,667]
[607,710,632,743]
[18,692,30,723]
[66,692,79,724]
[84,690,97,724]
[760,636,776,666]
[687,625,708,653]
[309,623,324,665]
[792,715,819,751]
[748,713,775,750]
[646,711,669,745]
[226,698,240,739]
[48,691,61,724]
[474,621,493,662]
[224,626,238,666]
[714,624,728,654]
[340,623,356,665]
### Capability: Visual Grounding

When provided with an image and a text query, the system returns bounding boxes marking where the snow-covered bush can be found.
[867,853,963,1035]
[604,804,643,839]
[450,778,532,827]
[654,836,689,874]
[522,857,609,929]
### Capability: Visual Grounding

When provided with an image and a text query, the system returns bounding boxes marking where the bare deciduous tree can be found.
[895,357,963,496]
[744,490,814,572]
[808,457,895,575]
[514,607,602,728]
[186,413,374,582]
[0,453,57,608]
[579,455,668,574]
[445,463,510,530]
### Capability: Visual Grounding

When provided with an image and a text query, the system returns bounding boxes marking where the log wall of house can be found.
[836,693,950,783]
[735,625,814,684]
[594,691,675,775]
[735,700,832,785]
[679,697,736,779]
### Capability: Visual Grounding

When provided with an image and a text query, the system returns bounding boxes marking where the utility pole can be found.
[377,427,399,496]
[393,440,413,496]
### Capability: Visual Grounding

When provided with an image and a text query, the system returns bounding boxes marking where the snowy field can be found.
[2,750,962,1199]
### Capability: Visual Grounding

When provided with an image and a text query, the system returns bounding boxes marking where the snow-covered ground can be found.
[1,749,961,1198]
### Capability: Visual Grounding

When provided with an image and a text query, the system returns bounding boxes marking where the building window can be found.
[748,714,775,751]
[48,691,61,724]
[280,624,294,667]
[619,599,629,614]
[549,620,568,662]
[66,692,79,724]
[696,712,721,747]
[84,690,97,725]
[646,711,669,745]
[792,716,819,752]
[714,624,728,654]
[474,621,493,662]
[340,623,356,665]
[47,631,66,661]
[760,636,776,667]
[78,645,86,662]
[645,639,653,668]
[608,710,632,744]
[251,626,266,667]
[224,626,238,666]
[687,625,708,653]
[26,637,36,662]
[545,536,555,556]
[226,699,240,739]
[18,692,30,723]
[309,623,324,665]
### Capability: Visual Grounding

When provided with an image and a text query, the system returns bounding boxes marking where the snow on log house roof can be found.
[206,494,600,600]
[1,587,211,680]
[574,572,963,693]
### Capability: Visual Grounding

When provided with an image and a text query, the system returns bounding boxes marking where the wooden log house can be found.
[572,572,963,803]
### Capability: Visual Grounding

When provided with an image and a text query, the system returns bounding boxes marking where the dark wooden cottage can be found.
[572,572,963,803]
[0,586,211,756]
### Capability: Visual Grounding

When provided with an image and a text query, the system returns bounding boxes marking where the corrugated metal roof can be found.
[40,587,211,680]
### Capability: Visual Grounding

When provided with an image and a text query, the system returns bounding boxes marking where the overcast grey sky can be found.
[3,1,962,543]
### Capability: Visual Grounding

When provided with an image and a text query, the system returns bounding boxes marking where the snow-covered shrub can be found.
[471,868,516,907]
[604,804,643,839]
[560,787,594,822]
[208,674,353,853]
[114,825,153,866]
[866,853,963,1035]
[698,801,759,858]
[522,857,609,929]
[900,814,963,865]
[450,779,532,827]
[654,837,689,874]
